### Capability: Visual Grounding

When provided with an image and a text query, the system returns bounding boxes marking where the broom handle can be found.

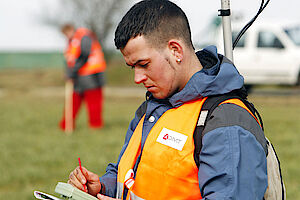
[65,80,73,134]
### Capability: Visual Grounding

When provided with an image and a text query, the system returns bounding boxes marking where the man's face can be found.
[64,28,75,40]
[121,36,182,99]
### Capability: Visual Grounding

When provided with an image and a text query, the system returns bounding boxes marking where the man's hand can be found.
[68,166,101,196]
[97,194,120,200]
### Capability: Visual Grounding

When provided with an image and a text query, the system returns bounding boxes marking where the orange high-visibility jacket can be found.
[117,98,205,200]
[64,28,106,76]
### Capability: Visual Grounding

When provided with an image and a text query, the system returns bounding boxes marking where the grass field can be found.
[0,67,299,199]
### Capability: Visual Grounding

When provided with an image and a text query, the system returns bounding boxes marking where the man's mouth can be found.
[145,85,155,92]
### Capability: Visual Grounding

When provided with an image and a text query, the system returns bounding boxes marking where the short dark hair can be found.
[114,0,194,50]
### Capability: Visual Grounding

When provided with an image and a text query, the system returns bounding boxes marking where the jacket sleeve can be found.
[198,104,268,200]
[67,35,92,79]
[99,102,146,197]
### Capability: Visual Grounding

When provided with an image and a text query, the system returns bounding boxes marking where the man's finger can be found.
[68,168,86,191]
[97,193,120,200]
[72,166,87,184]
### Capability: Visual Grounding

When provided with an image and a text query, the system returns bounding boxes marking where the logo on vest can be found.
[124,169,135,189]
[157,128,188,151]
[163,134,169,140]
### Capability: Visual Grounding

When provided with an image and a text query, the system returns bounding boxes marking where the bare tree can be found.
[41,0,130,49]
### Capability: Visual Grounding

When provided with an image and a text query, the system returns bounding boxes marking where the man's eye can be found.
[139,63,148,67]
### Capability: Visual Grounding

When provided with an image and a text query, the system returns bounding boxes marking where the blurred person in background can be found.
[67,0,268,199]
[59,24,106,130]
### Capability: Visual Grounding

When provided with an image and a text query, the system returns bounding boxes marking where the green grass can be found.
[0,67,299,199]
[0,91,144,199]
[249,96,300,198]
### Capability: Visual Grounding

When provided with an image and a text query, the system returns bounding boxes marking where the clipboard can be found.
[34,182,98,200]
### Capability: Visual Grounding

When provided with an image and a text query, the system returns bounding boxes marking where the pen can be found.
[78,157,88,192]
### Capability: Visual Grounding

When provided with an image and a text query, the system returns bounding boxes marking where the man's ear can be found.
[168,39,183,62]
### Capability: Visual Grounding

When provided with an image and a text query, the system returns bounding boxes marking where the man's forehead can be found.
[123,53,149,66]
[124,36,147,50]
[121,36,152,65]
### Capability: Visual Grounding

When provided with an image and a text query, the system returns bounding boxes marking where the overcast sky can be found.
[1,0,300,51]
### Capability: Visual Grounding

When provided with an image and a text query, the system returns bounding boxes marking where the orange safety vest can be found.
[64,28,106,76]
[117,98,206,200]
[117,97,259,200]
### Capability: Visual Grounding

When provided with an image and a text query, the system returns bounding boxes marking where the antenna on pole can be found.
[219,0,233,62]
[232,0,271,50]
[219,0,271,62]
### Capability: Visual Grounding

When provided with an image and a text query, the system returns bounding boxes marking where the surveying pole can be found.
[219,0,233,62]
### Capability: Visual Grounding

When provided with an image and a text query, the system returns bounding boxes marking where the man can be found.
[59,24,106,130]
[68,1,268,199]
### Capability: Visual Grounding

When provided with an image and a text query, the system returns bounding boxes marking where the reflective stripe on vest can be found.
[117,115,145,199]
[64,28,106,76]
[117,99,207,200]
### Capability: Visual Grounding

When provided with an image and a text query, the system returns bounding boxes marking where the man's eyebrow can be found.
[126,59,146,67]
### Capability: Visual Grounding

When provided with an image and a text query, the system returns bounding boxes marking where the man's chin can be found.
[152,88,178,100]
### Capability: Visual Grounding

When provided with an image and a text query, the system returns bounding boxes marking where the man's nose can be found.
[134,68,147,84]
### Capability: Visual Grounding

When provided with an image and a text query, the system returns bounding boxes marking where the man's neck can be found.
[185,51,203,79]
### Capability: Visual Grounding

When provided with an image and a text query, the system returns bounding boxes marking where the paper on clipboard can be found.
[34,191,62,200]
